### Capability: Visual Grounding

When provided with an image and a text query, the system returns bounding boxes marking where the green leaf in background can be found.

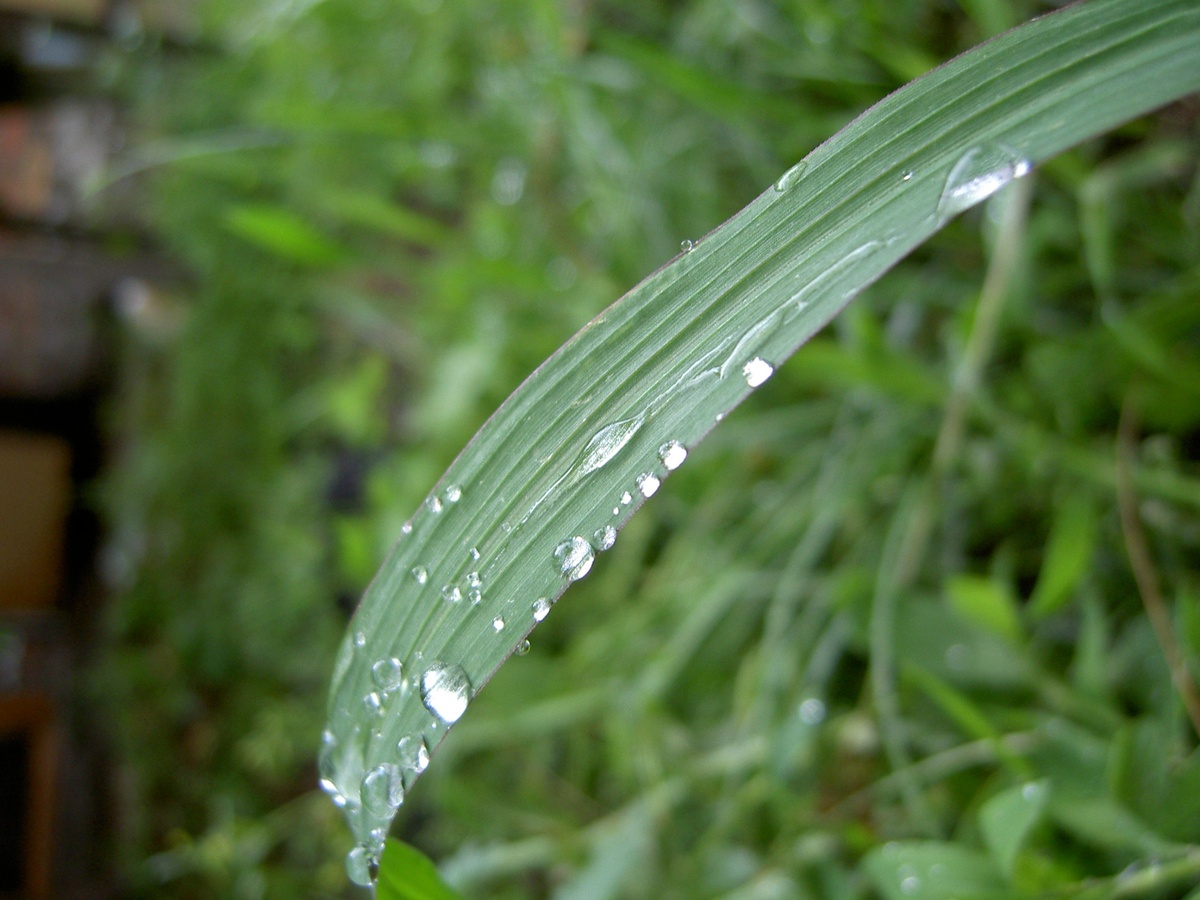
[978,780,1048,876]
[861,841,1002,900]
[319,0,1200,880]
[224,203,347,266]
[946,575,1022,644]
[375,839,464,900]
[1028,493,1097,620]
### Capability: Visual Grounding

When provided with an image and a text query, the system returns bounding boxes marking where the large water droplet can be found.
[397,735,429,774]
[576,416,644,477]
[411,565,428,585]
[774,160,808,192]
[594,525,616,551]
[532,596,552,621]
[636,472,660,498]
[361,763,404,816]
[742,357,774,387]
[658,440,687,471]
[420,662,471,724]
[555,536,595,581]
[346,845,375,886]
[937,143,1031,219]
[371,657,404,693]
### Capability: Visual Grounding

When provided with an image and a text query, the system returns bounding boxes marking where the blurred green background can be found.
[93,0,1200,896]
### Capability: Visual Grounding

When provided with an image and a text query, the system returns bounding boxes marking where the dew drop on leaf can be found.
[420,662,472,724]
[360,763,404,816]
[444,483,463,503]
[492,615,505,631]
[636,472,661,498]
[773,159,807,192]
[345,845,375,887]
[363,691,383,715]
[410,565,428,585]
[371,657,404,692]
[441,584,463,604]
[515,639,531,656]
[658,440,687,471]
[937,142,1031,218]
[576,416,644,477]
[353,631,366,649]
[426,495,444,514]
[680,238,694,252]
[554,536,595,581]
[397,735,429,774]
[532,596,552,622]
[742,356,774,387]
[594,524,616,550]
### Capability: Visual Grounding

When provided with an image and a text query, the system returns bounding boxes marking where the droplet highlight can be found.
[937,143,1031,219]
[397,735,429,774]
[492,616,506,631]
[594,525,616,551]
[636,472,660,498]
[532,596,552,622]
[420,662,472,724]
[773,160,807,192]
[658,440,687,471]
[410,565,428,585]
[742,357,774,387]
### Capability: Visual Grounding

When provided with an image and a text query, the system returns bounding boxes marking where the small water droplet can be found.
[594,525,616,551]
[363,691,383,715]
[613,506,620,516]
[742,357,774,387]
[532,596,552,621]
[361,763,404,816]
[937,142,1031,218]
[492,616,506,631]
[555,536,595,581]
[444,483,463,503]
[901,170,913,181]
[636,472,661,498]
[468,546,481,561]
[515,639,531,656]
[353,631,367,649]
[371,657,405,692]
[620,491,632,505]
[680,238,694,253]
[420,662,471,724]
[397,735,429,773]
[426,496,444,514]
[411,565,428,585]
[468,589,482,605]
[466,571,482,588]
[346,845,375,886]
[658,440,687,471]
[441,584,463,604]
[401,521,413,535]
[774,160,808,192]
[576,416,644,477]
[798,697,826,725]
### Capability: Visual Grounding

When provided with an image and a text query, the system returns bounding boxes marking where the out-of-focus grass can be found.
[95,0,1200,896]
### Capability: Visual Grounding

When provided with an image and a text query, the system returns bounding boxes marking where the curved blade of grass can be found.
[322,0,1200,876]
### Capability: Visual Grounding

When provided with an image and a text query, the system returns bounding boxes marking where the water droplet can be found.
[371,657,404,692]
[576,416,644,477]
[346,845,375,886]
[798,697,826,725]
[532,596,552,621]
[441,584,463,604]
[397,735,429,773]
[773,160,808,192]
[361,763,404,816]
[363,691,383,715]
[492,616,506,631]
[401,521,413,535]
[353,631,367,649]
[444,483,463,503]
[554,536,595,581]
[411,565,428,585]
[613,506,620,516]
[426,496,444,514]
[620,491,632,505]
[594,525,616,551]
[466,571,482,588]
[636,472,661,498]
[468,546,481,561]
[742,357,774,387]
[420,662,472,724]
[680,238,694,253]
[658,440,687,471]
[937,143,1031,219]
[515,639,531,656]
[467,589,482,605]
[901,170,913,181]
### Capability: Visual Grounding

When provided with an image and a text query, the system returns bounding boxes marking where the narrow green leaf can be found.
[320,0,1200,872]
[1028,493,1097,620]
[224,203,345,266]
[946,575,1022,643]
[979,780,1049,876]
[376,839,464,900]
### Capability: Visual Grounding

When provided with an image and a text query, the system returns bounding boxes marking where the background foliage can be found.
[95,0,1200,896]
